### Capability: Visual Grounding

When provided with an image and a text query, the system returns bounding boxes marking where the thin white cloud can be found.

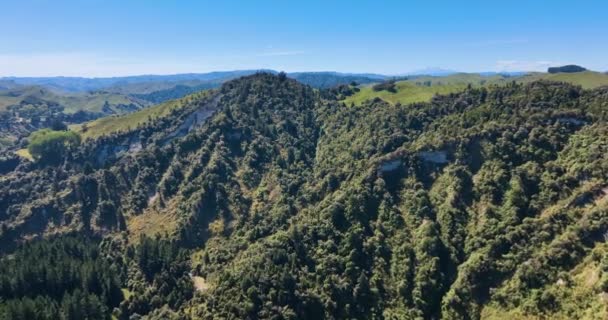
[495,60,559,72]
[0,52,214,77]
[257,50,305,57]
[0,51,311,76]
[467,39,529,47]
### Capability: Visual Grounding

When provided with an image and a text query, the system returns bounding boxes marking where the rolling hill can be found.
[0,85,150,150]
[0,85,149,114]
[342,71,608,106]
[343,81,469,105]
[517,71,608,89]
[342,73,515,105]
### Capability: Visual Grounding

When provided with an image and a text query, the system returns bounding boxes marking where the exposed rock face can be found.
[91,93,221,166]
[161,94,220,145]
[419,150,448,164]
[379,159,402,172]
[94,134,142,165]
[557,117,587,126]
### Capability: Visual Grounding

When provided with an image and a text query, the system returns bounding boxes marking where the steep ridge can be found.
[1,74,608,319]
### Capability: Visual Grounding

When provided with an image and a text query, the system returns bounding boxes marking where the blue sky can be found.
[1,0,606,77]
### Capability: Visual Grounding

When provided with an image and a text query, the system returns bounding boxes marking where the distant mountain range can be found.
[0,70,386,93]
[401,67,459,76]
[0,69,533,94]
[0,70,271,93]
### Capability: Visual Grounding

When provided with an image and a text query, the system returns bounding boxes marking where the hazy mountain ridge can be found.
[0,70,269,92]
[1,70,383,94]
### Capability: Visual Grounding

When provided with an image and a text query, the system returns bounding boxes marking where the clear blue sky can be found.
[1,0,606,77]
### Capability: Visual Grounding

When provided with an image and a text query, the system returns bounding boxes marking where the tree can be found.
[354,273,373,314]
[49,119,68,131]
[547,65,586,74]
[27,129,81,164]
[372,80,397,92]
[278,71,287,81]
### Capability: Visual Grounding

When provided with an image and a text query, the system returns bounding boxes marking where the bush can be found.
[372,80,397,92]
[49,119,68,131]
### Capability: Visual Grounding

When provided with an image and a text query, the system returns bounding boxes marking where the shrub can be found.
[372,80,397,92]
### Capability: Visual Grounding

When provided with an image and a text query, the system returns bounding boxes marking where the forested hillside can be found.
[1,73,608,319]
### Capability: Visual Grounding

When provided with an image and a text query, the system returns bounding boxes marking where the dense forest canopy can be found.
[1,73,608,319]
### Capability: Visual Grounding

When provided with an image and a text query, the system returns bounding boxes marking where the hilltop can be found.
[518,71,608,89]
[342,73,514,105]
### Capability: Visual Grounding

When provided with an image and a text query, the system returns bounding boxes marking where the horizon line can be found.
[2,68,597,79]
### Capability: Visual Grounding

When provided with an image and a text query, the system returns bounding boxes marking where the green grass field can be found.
[517,71,608,89]
[72,98,183,139]
[343,73,512,106]
[56,92,148,113]
[343,81,468,106]
[343,72,608,106]
[0,86,149,113]
[72,89,212,139]
[408,73,513,87]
